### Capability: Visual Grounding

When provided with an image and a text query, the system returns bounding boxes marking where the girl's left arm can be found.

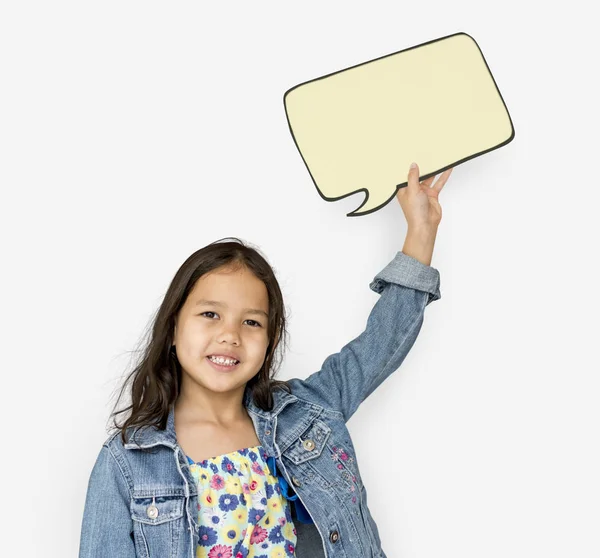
[289,162,453,422]
[290,243,441,422]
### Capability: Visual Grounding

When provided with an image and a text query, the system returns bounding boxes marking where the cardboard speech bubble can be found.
[284,32,515,217]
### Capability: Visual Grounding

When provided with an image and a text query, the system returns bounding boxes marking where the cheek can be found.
[179,323,210,348]
[248,334,269,358]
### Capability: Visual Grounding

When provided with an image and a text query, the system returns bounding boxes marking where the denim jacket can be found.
[79,251,441,558]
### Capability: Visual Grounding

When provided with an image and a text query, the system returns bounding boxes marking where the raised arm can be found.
[289,246,441,422]
[289,162,453,421]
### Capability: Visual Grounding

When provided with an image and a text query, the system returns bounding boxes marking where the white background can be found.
[1,1,599,556]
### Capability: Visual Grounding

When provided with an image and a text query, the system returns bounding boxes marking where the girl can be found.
[79,161,453,558]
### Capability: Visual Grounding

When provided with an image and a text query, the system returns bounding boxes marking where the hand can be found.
[396,162,453,230]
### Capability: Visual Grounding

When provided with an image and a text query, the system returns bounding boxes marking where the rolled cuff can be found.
[369,251,441,304]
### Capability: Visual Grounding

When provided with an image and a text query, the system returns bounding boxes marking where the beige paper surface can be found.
[284,32,515,216]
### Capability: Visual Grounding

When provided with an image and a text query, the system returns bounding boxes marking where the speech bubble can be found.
[284,32,515,217]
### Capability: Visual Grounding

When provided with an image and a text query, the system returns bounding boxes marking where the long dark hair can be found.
[109,237,292,445]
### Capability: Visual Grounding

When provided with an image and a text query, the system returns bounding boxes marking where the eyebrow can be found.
[194,299,269,319]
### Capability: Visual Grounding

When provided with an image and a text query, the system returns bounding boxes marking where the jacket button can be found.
[292,476,302,487]
[146,504,159,519]
[329,530,339,543]
[303,439,315,451]
[265,429,271,435]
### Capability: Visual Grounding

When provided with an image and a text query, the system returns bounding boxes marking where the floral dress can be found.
[186,444,298,558]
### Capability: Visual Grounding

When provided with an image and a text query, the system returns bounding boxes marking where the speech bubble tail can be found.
[347,188,396,217]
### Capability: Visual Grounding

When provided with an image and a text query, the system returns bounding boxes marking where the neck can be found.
[174,385,249,428]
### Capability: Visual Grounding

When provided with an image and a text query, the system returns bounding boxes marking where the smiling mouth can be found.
[206,356,240,371]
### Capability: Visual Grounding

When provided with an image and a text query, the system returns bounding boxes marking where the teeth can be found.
[208,355,238,366]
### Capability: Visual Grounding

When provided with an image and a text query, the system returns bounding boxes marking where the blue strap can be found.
[266,455,314,524]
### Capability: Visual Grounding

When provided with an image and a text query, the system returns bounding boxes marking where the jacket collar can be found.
[123,384,297,450]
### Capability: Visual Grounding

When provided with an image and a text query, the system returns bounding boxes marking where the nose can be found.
[217,322,241,346]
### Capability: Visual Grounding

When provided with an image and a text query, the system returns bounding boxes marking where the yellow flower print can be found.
[260,509,274,529]
[233,507,246,523]
[267,496,282,514]
[224,475,243,495]
[220,522,240,543]
[281,519,295,540]
[248,477,264,495]
[197,471,209,483]
[269,547,286,558]
[199,487,218,508]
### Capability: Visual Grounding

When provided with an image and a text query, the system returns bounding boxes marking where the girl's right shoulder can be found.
[101,427,137,452]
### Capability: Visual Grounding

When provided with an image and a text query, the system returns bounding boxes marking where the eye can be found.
[200,312,262,328]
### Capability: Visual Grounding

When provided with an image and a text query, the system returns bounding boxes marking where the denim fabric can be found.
[79,251,441,557]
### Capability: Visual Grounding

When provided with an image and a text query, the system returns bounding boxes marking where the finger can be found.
[421,174,436,188]
[432,168,453,193]
[408,162,421,192]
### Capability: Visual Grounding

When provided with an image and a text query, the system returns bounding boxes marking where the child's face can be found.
[173,264,270,397]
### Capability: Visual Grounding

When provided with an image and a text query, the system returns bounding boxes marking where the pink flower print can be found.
[208,544,232,558]
[337,464,343,470]
[210,474,225,490]
[352,495,357,503]
[278,517,286,526]
[249,479,258,491]
[332,446,353,463]
[250,525,268,544]
[251,461,264,475]
[242,482,250,494]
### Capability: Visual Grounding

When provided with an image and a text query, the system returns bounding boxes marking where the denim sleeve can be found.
[289,251,441,422]
[79,444,136,558]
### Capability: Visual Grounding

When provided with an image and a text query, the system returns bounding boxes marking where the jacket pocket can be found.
[130,494,184,525]
[283,418,331,465]
[130,493,186,558]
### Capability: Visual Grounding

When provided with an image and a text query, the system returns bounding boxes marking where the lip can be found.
[206,356,240,373]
